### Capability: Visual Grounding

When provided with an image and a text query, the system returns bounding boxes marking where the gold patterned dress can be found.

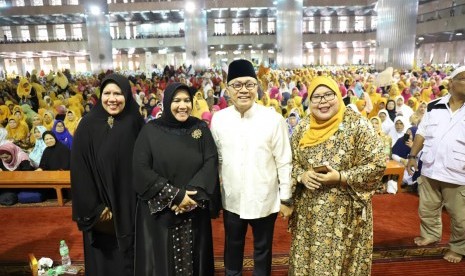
[288,108,386,276]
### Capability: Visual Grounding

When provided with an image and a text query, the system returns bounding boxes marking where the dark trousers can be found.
[223,210,278,276]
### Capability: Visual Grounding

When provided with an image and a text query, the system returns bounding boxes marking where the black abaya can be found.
[70,73,144,276]
[132,83,221,276]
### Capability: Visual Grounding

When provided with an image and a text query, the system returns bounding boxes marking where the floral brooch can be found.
[107,116,114,128]
[191,129,202,139]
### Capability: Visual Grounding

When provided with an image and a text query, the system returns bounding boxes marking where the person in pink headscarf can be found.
[0,142,33,171]
[218,97,228,109]
[269,86,282,102]
[201,111,213,128]
[211,105,221,115]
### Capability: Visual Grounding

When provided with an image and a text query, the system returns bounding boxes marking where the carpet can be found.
[1,193,463,276]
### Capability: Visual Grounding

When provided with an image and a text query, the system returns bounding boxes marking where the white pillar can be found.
[184,0,208,69]
[276,0,303,68]
[84,0,113,72]
[375,0,419,70]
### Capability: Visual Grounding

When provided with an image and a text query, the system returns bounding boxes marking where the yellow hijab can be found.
[0,105,11,124]
[407,97,419,111]
[299,76,346,148]
[192,91,209,119]
[269,99,282,114]
[6,116,29,141]
[420,87,432,103]
[64,109,81,135]
[42,111,55,130]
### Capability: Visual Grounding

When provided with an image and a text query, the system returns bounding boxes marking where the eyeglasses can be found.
[310,91,336,104]
[228,82,258,91]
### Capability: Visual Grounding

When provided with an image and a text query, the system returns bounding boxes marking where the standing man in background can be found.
[407,66,465,263]
[211,59,293,275]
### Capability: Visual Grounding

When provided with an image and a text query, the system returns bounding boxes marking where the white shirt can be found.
[211,103,292,219]
[417,94,465,185]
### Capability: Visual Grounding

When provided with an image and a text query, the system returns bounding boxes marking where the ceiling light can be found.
[456,32,462,36]
[185,2,196,13]
[418,37,424,41]
[89,6,101,15]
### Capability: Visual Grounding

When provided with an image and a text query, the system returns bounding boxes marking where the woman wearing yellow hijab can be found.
[0,104,11,126]
[293,95,305,118]
[269,98,282,115]
[288,76,386,276]
[407,97,419,112]
[6,116,29,144]
[42,111,55,130]
[191,91,209,119]
[366,84,381,118]
[419,87,433,103]
[64,109,81,136]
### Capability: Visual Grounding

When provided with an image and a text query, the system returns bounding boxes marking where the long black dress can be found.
[70,74,144,276]
[133,83,221,276]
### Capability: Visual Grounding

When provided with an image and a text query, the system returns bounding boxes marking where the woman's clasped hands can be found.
[300,165,341,190]
[171,190,198,215]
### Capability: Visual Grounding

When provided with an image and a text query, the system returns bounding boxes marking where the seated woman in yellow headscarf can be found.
[293,96,306,118]
[191,91,209,119]
[261,91,271,107]
[285,98,299,118]
[355,99,368,117]
[419,87,433,103]
[366,84,381,118]
[6,116,30,147]
[269,98,282,115]
[388,84,401,101]
[0,104,10,126]
[63,109,81,136]
[67,94,84,117]
[406,97,419,112]
[42,111,55,130]
[11,106,29,129]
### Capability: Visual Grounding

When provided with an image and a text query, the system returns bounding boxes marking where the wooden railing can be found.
[0,171,70,206]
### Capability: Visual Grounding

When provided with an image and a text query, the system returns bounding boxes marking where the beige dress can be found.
[289,108,386,276]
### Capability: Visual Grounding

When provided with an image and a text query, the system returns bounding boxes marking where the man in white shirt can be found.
[407,66,465,264]
[211,59,293,275]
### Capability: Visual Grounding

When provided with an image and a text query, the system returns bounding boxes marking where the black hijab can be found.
[153,82,197,129]
[70,73,144,253]
[39,131,71,170]
[386,99,397,121]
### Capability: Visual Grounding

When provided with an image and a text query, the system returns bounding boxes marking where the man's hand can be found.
[406,158,418,176]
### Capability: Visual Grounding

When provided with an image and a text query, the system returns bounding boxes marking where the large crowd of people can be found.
[0,60,463,273]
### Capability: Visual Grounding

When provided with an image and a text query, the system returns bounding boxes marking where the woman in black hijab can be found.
[36,131,70,171]
[133,82,221,276]
[386,99,397,121]
[70,73,144,276]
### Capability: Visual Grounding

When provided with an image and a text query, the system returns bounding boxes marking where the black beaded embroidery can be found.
[147,183,180,215]
[172,218,194,276]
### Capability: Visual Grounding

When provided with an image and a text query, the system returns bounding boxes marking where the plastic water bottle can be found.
[59,240,71,267]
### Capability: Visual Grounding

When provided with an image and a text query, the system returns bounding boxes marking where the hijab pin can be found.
[107,116,114,128]
[191,129,202,139]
